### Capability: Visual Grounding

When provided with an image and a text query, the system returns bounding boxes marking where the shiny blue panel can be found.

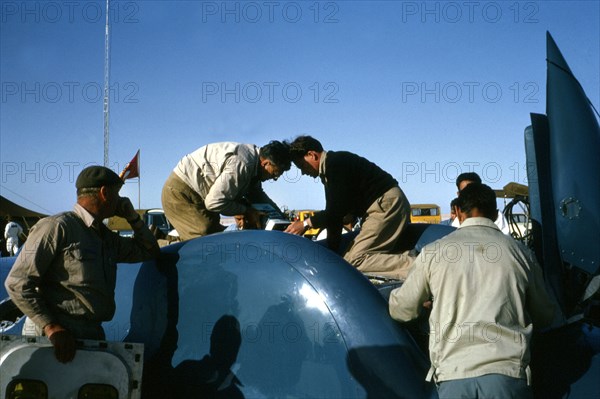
[102,261,144,341]
[525,124,541,225]
[124,231,436,398]
[526,115,567,314]
[546,32,600,274]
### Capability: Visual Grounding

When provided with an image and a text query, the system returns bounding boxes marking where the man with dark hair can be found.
[390,183,555,398]
[455,172,482,190]
[5,166,160,363]
[455,182,498,219]
[284,135,413,279]
[162,141,291,240]
[452,172,510,234]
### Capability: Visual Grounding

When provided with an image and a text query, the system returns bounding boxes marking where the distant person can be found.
[5,166,160,363]
[284,136,413,279]
[451,172,510,234]
[162,141,291,241]
[4,217,24,256]
[389,183,555,398]
[439,198,458,226]
[224,215,249,231]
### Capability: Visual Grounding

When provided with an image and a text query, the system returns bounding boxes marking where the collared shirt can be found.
[5,204,158,331]
[389,217,555,383]
[318,150,328,186]
[173,142,263,215]
[452,209,511,235]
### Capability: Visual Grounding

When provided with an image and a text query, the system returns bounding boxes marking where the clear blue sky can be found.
[1,0,599,216]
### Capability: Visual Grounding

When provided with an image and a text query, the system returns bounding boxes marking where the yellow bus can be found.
[410,204,441,224]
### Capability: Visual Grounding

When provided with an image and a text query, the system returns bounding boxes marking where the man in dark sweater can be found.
[285,136,414,279]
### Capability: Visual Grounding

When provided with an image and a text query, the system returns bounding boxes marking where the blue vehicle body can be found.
[522,32,600,398]
[122,231,440,398]
[1,33,599,398]
[1,230,442,398]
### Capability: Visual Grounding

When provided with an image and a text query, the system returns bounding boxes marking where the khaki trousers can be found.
[161,172,224,241]
[343,186,414,280]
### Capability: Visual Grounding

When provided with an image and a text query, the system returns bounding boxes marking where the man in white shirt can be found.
[161,141,290,241]
[389,183,555,398]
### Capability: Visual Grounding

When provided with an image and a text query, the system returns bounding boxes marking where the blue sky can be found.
[1,0,599,216]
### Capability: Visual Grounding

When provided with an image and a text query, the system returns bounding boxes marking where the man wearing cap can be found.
[161,141,291,241]
[5,166,160,363]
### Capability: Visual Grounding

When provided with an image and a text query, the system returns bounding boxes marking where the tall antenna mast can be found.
[103,0,111,167]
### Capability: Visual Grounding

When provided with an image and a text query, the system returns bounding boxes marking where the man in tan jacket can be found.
[389,183,555,398]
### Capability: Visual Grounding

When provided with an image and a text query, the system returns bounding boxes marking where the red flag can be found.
[120,150,140,180]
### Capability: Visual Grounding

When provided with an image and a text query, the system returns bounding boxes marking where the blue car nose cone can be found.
[124,231,435,398]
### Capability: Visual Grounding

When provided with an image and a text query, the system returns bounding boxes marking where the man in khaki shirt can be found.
[5,166,160,363]
[389,183,555,398]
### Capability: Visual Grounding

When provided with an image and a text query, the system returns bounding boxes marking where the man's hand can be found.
[45,324,76,363]
[115,197,139,222]
[244,208,265,229]
[285,220,307,235]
